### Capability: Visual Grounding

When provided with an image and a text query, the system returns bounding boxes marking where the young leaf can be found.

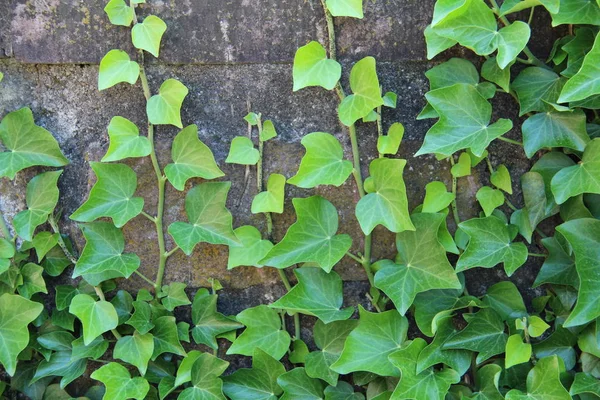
[491,165,513,194]
[505,334,532,369]
[476,186,504,217]
[91,362,150,400]
[522,110,590,158]
[191,288,243,350]
[71,336,109,361]
[505,355,570,399]
[558,30,600,103]
[69,294,118,345]
[551,138,600,204]
[527,316,550,338]
[423,181,454,213]
[102,116,151,162]
[225,136,260,165]
[0,107,68,179]
[451,152,471,178]
[18,263,47,299]
[179,352,228,399]
[251,174,286,214]
[293,41,342,91]
[164,124,224,190]
[104,0,134,26]
[152,316,186,359]
[222,348,285,400]
[512,67,566,116]
[338,57,384,126]
[126,301,154,334]
[228,225,274,269]
[377,123,404,155]
[114,332,154,376]
[98,50,140,91]
[259,196,352,272]
[131,15,167,57]
[168,182,238,255]
[146,78,188,128]
[355,158,414,235]
[159,282,190,311]
[326,0,364,18]
[495,21,531,69]
[32,232,58,262]
[261,120,277,142]
[287,132,353,188]
[70,162,144,228]
[270,267,354,323]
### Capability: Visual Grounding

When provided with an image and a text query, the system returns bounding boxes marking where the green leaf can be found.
[261,120,277,142]
[356,158,414,235]
[389,338,460,400]
[423,182,454,213]
[73,221,141,285]
[505,334,532,369]
[338,57,384,126]
[222,348,285,400]
[32,350,87,388]
[227,305,291,360]
[383,92,397,108]
[146,79,188,128]
[168,182,238,255]
[131,15,167,57]
[225,137,260,165]
[534,237,577,288]
[424,24,457,59]
[37,331,74,352]
[415,84,512,157]
[374,213,461,315]
[278,368,326,400]
[570,373,600,397]
[228,226,273,269]
[104,0,133,26]
[377,123,404,155]
[102,116,151,162]
[416,317,472,376]
[71,336,109,361]
[191,288,243,350]
[18,262,47,299]
[251,174,286,214]
[69,293,118,345]
[91,362,150,400]
[550,0,600,26]
[500,0,559,14]
[482,57,511,93]
[152,316,186,359]
[482,281,527,322]
[98,50,140,91]
[13,170,62,241]
[289,339,309,364]
[0,107,68,179]
[533,327,577,370]
[164,124,224,190]
[159,282,190,311]
[324,382,364,400]
[114,332,154,376]
[70,162,144,227]
[531,152,575,215]
[126,301,155,334]
[496,21,531,69]
[293,41,342,91]
[244,113,260,126]
[491,165,513,194]
[457,216,528,276]
[551,138,600,204]
[42,242,73,277]
[325,0,363,18]
[522,110,590,158]
[512,67,566,116]
[0,294,43,375]
[505,355,570,399]
[521,172,549,236]
[331,306,407,377]
[451,153,471,178]
[32,232,58,262]
[476,186,504,217]
[260,196,351,272]
[527,316,550,338]
[288,132,352,188]
[270,267,353,324]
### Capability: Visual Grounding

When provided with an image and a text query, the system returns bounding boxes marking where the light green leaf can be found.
[69,294,118,345]
[451,153,471,178]
[491,165,513,194]
[513,67,566,116]
[331,307,407,377]
[158,282,190,311]
[260,196,351,272]
[0,294,43,376]
[496,21,531,69]
[126,301,154,334]
[527,316,550,338]
[505,355,570,399]
[91,362,150,400]
[457,216,528,276]
[147,79,188,128]
[152,315,186,359]
[13,170,62,241]
[551,138,600,204]
[325,0,363,18]
[0,107,68,179]
[168,182,238,255]
[191,288,243,350]
[356,158,414,235]
[505,334,532,369]
[165,124,224,190]
[293,41,342,91]
[559,32,600,103]
[377,123,404,155]
[423,181,454,213]
[227,305,291,360]
[104,0,133,26]
[244,112,260,126]
[522,110,590,158]
[500,0,559,14]
[383,92,397,108]
[270,267,353,324]
[114,332,154,376]
[550,0,600,26]
[252,174,286,214]
[570,373,600,397]
[225,137,259,165]
[476,186,504,217]
[338,57,384,126]
[288,132,352,188]
[102,116,151,162]
[70,162,144,227]
[18,262,47,299]
[424,24,457,59]
[228,226,273,269]
[222,348,285,400]
[73,221,141,286]
[131,15,167,57]
[71,336,109,362]
[261,120,277,142]
[98,50,140,91]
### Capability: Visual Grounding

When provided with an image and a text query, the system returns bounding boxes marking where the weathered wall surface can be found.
[0,0,556,302]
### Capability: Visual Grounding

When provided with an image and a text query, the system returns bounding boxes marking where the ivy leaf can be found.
[98,50,140,91]
[73,222,141,285]
[476,186,504,217]
[227,305,291,360]
[114,332,154,376]
[222,348,285,400]
[325,0,364,18]
[70,162,144,228]
[260,196,351,272]
[416,317,472,376]
[277,368,326,400]
[533,327,577,371]
[325,382,364,400]
[533,236,577,288]
[158,282,190,311]
[482,281,527,322]
[69,294,118,345]
[415,84,512,157]
[146,79,188,128]
[71,336,109,361]
[191,288,243,350]
[451,153,471,178]
[512,67,566,116]
[505,355,570,399]
[179,352,228,400]
[0,107,68,179]
[228,226,273,269]
[505,334,532,369]
[18,263,47,299]
[13,170,62,241]
[496,21,531,69]
[293,41,342,91]
[261,120,277,142]
[500,0,559,14]
[491,165,513,194]
[520,172,548,236]
[356,158,414,235]
[32,231,56,262]
[377,123,404,156]
[225,137,260,165]
[270,267,354,324]
[423,181,454,213]
[551,138,600,204]
[570,373,600,397]
[164,124,224,190]
[104,0,133,26]
[91,362,150,400]
[102,116,151,162]
[126,301,155,334]
[152,316,186,359]
[374,213,461,315]
[457,216,528,276]
[168,182,238,255]
[288,132,352,188]
[522,110,590,158]
[331,307,407,377]
[338,57,384,126]
[531,152,575,215]
[0,294,43,376]
[31,351,87,388]
[413,288,480,337]
[550,0,600,27]
[482,56,511,93]
[131,15,167,57]
[251,174,286,214]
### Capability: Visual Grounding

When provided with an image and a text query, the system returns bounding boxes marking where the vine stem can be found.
[48,215,78,265]
[498,137,524,146]
[94,286,122,340]
[448,156,461,227]
[528,253,546,258]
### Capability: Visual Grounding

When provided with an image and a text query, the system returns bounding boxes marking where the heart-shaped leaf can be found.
[69,294,119,345]
[293,41,342,91]
[522,110,590,158]
[104,0,133,26]
[251,174,286,214]
[476,186,505,217]
[261,120,277,142]
[223,348,286,400]
[338,57,384,126]
[505,334,532,369]
[91,362,150,400]
[102,116,151,162]
[451,153,471,178]
[98,50,140,91]
[377,123,404,155]
[496,21,531,69]
[131,15,167,57]
[228,225,273,269]
[225,136,259,165]
[550,0,600,27]
[146,78,188,128]
[114,332,154,376]
[551,138,600,204]
[482,56,511,93]
[326,0,364,18]
[505,355,569,399]
[423,182,454,213]
[491,165,513,194]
